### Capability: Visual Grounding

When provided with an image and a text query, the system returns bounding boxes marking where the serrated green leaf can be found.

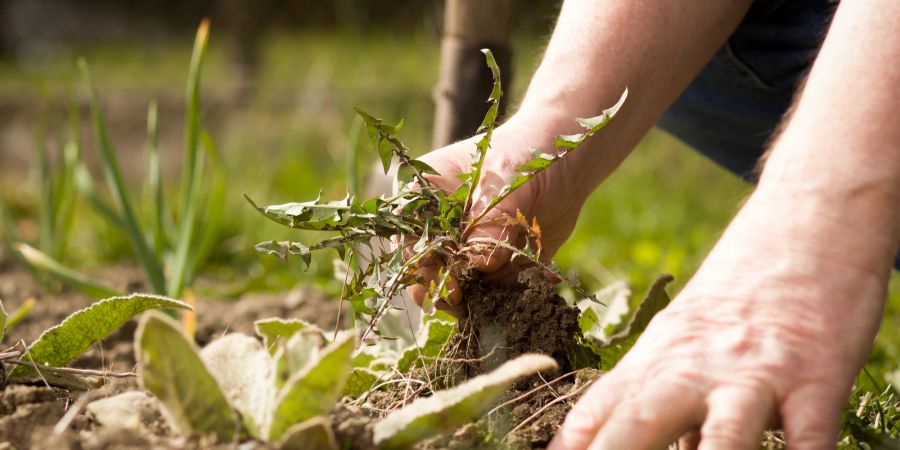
[378,139,393,173]
[373,354,558,449]
[458,49,503,222]
[10,294,191,379]
[276,416,338,450]
[474,89,627,225]
[354,108,406,174]
[397,160,439,184]
[254,318,312,353]
[266,331,356,441]
[136,312,239,441]
[201,333,274,436]
[347,288,377,316]
[397,319,455,373]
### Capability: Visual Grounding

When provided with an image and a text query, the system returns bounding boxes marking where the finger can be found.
[434,298,464,318]
[677,430,700,450]
[697,384,774,450]
[406,263,462,307]
[548,376,622,450]
[781,384,846,450]
[587,378,705,450]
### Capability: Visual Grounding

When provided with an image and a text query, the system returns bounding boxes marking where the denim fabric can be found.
[656,0,900,271]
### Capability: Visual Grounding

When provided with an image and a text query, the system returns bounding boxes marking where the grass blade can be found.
[52,88,83,260]
[168,19,210,298]
[146,101,167,258]
[52,141,79,260]
[79,59,166,294]
[74,164,126,230]
[5,297,36,330]
[346,116,363,197]
[15,243,121,299]
[34,129,55,256]
[187,131,224,283]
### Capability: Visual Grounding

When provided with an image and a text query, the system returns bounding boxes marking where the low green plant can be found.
[0,295,190,388]
[248,49,627,339]
[0,92,81,285]
[7,20,224,299]
[134,311,556,448]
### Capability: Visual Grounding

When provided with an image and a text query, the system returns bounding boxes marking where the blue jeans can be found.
[656,0,900,271]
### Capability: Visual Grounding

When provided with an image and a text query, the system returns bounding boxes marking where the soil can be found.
[0,261,342,450]
[450,268,582,379]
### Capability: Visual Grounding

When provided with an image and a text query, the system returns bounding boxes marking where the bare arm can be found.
[414,0,753,306]
[755,0,900,274]
[511,0,754,199]
[553,1,900,448]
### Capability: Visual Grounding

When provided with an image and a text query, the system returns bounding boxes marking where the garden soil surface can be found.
[0,256,595,449]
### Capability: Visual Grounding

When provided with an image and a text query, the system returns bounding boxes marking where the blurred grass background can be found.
[1,20,898,383]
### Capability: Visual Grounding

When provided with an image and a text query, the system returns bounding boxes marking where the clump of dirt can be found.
[448,268,581,379]
[0,384,75,450]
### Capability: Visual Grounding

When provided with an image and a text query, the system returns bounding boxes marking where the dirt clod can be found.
[453,268,581,377]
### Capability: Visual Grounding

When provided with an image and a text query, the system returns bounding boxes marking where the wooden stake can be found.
[433,0,513,148]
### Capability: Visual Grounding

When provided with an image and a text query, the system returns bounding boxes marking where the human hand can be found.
[405,115,591,314]
[550,192,891,449]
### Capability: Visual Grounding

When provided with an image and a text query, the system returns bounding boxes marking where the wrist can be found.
[721,182,898,281]
[754,134,900,272]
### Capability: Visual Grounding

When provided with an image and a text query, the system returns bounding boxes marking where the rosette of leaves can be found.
[137,313,558,449]
[136,313,356,447]
[248,49,628,338]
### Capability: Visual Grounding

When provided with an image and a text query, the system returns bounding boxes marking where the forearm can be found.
[507,0,752,199]
[753,0,900,276]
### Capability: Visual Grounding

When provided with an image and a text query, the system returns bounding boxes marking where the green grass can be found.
[1,28,898,388]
